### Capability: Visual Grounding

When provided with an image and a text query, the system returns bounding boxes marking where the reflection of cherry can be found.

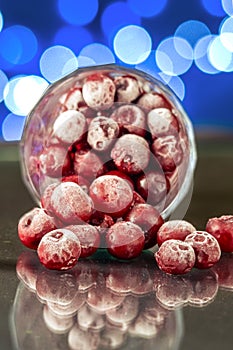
[212,253,233,291]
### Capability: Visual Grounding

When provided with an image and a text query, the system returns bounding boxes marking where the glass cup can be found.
[20,64,197,223]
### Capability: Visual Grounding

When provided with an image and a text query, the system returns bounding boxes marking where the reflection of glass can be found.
[11,251,183,350]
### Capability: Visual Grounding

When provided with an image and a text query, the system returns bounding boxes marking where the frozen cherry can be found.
[205,215,233,253]
[111,134,150,174]
[65,224,100,258]
[185,231,221,269]
[125,203,164,249]
[155,239,196,275]
[82,73,116,110]
[147,108,179,139]
[136,170,168,206]
[62,174,90,193]
[73,145,104,181]
[110,104,146,137]
[157,220,196,246]
[151,135,183,172]
[39,145,71,177]
[37,229,81,270]
[114,75,142,102]
[106,221,145,259]
[59,86,84,110]
[53,110,86,145]
[138,92,170,111]
[18,207,57,250]
[50,182,93,224]
[89,175,133,218]
[41,183,59,216]
[87,116,119,151]
[105,170,134,190]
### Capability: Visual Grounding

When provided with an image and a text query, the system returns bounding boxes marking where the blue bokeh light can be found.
[127,0,168,18]
[53,26,93,54]
[0,70,8,103]
[113,25,152,65]
[40,45,78,82]
[2,113,26,141]
[194,35,220,74]
[0,25,38,65]
[222,0,233,16]
[101,1,141,42]
[156,37,193,76]
[57,0,99,26]
[175,20,211,48]
[0,11,3,32]
[79,43,115,65]
[201,0,225,17]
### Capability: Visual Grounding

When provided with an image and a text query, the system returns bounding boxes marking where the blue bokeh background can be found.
[0,0,233,141]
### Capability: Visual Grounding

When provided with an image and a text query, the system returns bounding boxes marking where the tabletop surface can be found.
[0,138,233,350]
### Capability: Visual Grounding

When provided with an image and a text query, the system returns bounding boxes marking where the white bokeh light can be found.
[0,70,8,102]
[4,75,49,116]
[79,43,115,65]
[222,0,233,16]
[77,56,96,67]
[113,25,152,64]
[0,11,3,32]
[2,113,26,141]
[175,20,211,48]
[194,35,220,74]
[208,35,233,71]
[40,45,77,82]
[162,74,186,101]
[220,15,233,34]
[156,37,193,76]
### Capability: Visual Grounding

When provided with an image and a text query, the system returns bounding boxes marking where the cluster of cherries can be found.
[18,69,233,275]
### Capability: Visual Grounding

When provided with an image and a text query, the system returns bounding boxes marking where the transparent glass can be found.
[20,64,197,221]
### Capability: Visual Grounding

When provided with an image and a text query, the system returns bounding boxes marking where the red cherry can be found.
[151,135,183,172]
[114,75,142,102]
[147,108,179,139]
[185,231,221,269]
[39,145,72,178]
[206,215,233,253]
[37,229,81,270]
[87,116,119,151]
[157,220,196,246]
[138,92,170,111]
[136,170,168,206]
[82,73,116,110]
[89,175,133,218]
[106,221,145,260]
[50,182,93,224]
[18,207,57,250]
[65,224,100,258]
[110,104,146,137]
[111,134,150,174]
[125,203,164,249]
[155,239,196,275]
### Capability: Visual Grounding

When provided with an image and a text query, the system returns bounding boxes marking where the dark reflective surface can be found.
[1,139,233,350]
